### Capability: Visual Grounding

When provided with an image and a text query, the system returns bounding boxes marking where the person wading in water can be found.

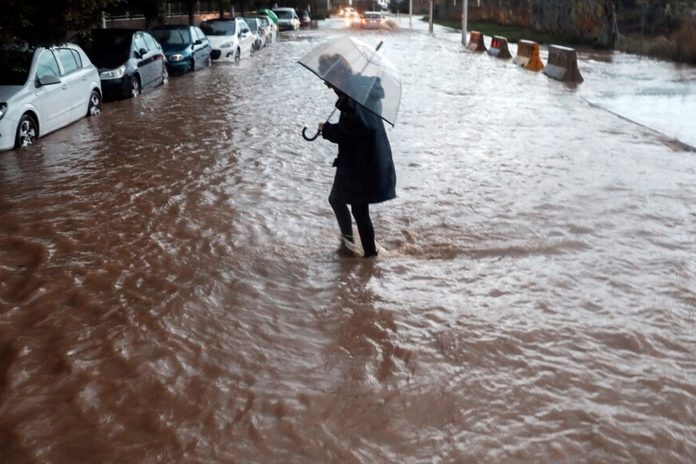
[317,53,396,258]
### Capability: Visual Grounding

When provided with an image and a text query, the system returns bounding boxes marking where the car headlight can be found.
[168,54,184,62]
[100,65,126,80]
[0,102,7,120]
[220,42,232,49]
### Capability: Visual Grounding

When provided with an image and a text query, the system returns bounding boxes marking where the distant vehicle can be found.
[299,11,311,28]
[344,8,362,26]
[361,11,386,29]
[256,16,274,46]
[273,7,301,31]
[74,29,168,100]
[0,43,102,151]
[150,25,212,74]
[200,18,255,62]
[242,17,265,51]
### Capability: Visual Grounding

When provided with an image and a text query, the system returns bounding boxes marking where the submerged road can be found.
[1,17,695,463]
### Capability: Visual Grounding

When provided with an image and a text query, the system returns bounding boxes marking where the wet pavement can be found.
[1,16,695,463]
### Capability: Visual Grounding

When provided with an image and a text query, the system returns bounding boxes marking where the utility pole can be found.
[428,0,433,33]
[409,0,413,28]
[461,0,467,45]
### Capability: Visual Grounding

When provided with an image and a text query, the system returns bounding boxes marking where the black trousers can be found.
[329,185,377,257]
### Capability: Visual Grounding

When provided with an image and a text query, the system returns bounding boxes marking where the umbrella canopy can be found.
[298,36,401,126]
[257,8,279,25]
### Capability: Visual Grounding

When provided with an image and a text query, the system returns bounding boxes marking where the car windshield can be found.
[200,21,236,36]
[76,30,132,62]
[151,28,191,46]
[243,19,258,32]
[274,10,293,19]
[0,48,33,85]
[366,13,381,19]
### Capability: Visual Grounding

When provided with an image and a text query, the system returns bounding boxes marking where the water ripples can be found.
[0,18,695,463]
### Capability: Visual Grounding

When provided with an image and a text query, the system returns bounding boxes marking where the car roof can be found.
[151,25,192,29]
[93,28,143,33]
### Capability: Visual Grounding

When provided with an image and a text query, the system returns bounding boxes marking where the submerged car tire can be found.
[161,65,169,84]
[87,90,102,117]
[188,59,195,72]
[234,48,240,62]
[206,55,212,67]
[130,75,141,97]
[14,114,38,149]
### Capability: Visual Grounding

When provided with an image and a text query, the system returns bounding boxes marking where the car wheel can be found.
[87,90,101,117]
[161,65,169,84]
[234,48,241,62]
[206,55,212,66]
[188,58,195,73]
[14,114,38,149]
[130,75,141,97]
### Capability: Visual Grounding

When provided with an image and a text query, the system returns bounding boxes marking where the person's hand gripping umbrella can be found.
[297,36,401,141]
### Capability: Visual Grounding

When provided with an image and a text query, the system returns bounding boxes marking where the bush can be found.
[672,17,696,64]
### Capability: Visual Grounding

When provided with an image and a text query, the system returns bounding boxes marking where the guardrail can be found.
[513,39,544,71]
[543,45,584,83]
[487,35,512,59]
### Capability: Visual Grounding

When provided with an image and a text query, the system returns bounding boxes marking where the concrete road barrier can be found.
[543,45,584,83]
[487,36,512,59]
[467,31,487,52]
[513,39,544,71]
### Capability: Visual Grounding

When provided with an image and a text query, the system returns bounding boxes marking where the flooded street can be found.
[1,17,695,463]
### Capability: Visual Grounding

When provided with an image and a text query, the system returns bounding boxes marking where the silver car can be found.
[0,43,102,151]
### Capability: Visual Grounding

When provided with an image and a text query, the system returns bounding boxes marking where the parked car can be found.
[151,25,212,75]
[199,18,255,62]
[273,7,301,31]
[242,17,264,51]
[74,29,168,100]
[361,11,386,29]
[256,16,274,46]
[0,43,102,151]
[256,14,277,43]
[299,11,311,28]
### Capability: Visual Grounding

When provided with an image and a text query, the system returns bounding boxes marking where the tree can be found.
[126,0,165,28]
[0,0,116,45]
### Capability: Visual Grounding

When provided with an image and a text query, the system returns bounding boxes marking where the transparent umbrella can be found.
[298,36,401,141]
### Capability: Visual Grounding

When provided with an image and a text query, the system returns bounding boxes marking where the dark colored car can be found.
[300,11,311,28]
[150,25,212,75]
[74,28,168,100]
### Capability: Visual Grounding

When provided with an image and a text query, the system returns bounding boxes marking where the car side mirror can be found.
[194,39,202,45]
[36,74,61,87]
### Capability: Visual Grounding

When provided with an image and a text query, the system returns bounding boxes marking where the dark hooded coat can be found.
[321,76,396,205]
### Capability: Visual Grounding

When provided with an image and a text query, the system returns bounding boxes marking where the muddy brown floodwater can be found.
[1,17,695,463]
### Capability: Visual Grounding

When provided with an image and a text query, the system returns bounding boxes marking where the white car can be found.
[200,18,255,62]
[0,43,102,151]
[256,16,275,46]
[361,11,386,29]
[256,14,278,43]
[273,8,301,31]
[242,17,264,51]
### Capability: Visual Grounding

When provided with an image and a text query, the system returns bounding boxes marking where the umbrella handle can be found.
[302,126,321,141]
